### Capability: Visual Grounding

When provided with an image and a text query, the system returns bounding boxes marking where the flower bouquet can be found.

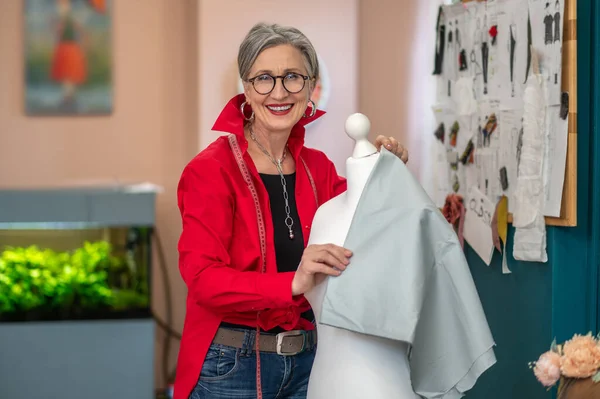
[530,333,600,398]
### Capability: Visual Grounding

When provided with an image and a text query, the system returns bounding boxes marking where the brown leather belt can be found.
[213,327,317,356]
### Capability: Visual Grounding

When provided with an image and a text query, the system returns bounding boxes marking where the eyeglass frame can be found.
[245,72,315,95]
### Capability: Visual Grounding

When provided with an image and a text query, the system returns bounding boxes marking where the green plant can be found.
[0,240,148,320]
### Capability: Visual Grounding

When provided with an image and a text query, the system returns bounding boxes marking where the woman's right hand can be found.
[291,244,352,296]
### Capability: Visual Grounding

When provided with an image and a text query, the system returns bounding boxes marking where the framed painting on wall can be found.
[24,0,112,116]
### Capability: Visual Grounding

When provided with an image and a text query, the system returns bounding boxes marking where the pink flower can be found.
[533,351,562,387]
[560,334,600,378]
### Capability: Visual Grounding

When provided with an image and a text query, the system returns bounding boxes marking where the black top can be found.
[220,173,314,333]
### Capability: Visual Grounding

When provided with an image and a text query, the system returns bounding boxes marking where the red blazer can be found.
[174,94,347,399]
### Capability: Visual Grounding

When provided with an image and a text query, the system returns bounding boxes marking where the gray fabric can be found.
[320,148,496,398]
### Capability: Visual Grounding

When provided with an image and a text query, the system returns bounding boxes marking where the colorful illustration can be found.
[25,0,112,115]
[481,113,498,147]
[434,122,445,143]
[449,121,459,147]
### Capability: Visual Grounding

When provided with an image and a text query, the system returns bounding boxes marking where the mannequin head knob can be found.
[345,113,371,141]
[345,113,378,159]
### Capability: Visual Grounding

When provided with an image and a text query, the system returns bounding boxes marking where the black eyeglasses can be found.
[247,72,312,95]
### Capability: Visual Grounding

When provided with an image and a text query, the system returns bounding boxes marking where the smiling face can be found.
[243,44,313,136]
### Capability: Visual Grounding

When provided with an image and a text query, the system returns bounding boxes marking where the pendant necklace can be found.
[249,126,295,240]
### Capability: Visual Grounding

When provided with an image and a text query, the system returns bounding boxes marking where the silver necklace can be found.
[249,127,295,240]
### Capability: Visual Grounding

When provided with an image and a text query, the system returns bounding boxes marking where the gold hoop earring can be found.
[303,100,317,118]
[240,101,254,121]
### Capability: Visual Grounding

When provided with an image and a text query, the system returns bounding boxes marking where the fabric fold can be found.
[319,148,496,398]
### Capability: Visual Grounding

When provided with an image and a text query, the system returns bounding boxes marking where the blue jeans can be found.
[190,329,316,399]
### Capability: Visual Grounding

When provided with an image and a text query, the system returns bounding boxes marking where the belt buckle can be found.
[276,330,307,356]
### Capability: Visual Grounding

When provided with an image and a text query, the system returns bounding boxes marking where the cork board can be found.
[461,0,577,227]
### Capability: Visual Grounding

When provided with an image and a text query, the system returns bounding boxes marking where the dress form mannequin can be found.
[305,114,419,399]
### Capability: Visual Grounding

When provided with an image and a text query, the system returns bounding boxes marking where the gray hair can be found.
[238,23,319,85]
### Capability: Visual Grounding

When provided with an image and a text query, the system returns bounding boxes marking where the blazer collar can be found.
[211,94,326,159]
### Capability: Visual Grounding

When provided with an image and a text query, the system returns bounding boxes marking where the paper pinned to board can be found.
[455,77,478,116]
[543,104,569,217]
[463,186,495,265]
[527,0,565,106]
[495,0,529,111]
[512,71,548,263]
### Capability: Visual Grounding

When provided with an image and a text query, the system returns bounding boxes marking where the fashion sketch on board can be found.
[552,0,561,85]
[494,0,530,105]
[480,113,497,148]
[433,6,446,76]
[543,2,553,45]
[524,13,532,85]
[501,122,523,193]
[472,16,489,97]
[509,22,517,97]
[498,110,524,207]
[457,19,468,72]
[470,18,482,96]
[516,120,524,174]
[481,15,490,96]
[544,1,561,85]
[447,21,455,96]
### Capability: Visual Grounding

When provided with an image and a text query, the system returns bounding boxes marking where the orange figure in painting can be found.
[50,0,88,109]
[50,0,105,110]
[88,0,106,13]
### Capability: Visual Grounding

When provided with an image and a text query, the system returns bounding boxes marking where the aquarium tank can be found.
[0,185,157,399]
[0,185,156,323]
[0,228,151,322]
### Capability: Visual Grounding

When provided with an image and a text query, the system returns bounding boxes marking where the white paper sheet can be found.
[473,100,503,201]
[454,4,470,82]
[495,0,529,110]
[485,0,501,98]
[498,109,524,213]
[512,73,548,262]
[444,4,460,84]
[479,100,502,148]
[528,0,565,105]
[475,148,501,200]
[543,105,569,217]
[454,77,478,116]
[438,4,463,104]
[432,140,451,208]
[468,1,499,101]
[464,186,496,265]
[432,104,479,200]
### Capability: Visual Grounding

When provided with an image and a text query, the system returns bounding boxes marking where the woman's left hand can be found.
[375,135,409,164]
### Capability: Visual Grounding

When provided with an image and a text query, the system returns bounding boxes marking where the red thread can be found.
[228,135,319,399]
[299,157,319,207]
[228,135,266,399]
[255,326,262,399]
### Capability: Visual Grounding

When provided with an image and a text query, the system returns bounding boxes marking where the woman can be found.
[175,23,409,399]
